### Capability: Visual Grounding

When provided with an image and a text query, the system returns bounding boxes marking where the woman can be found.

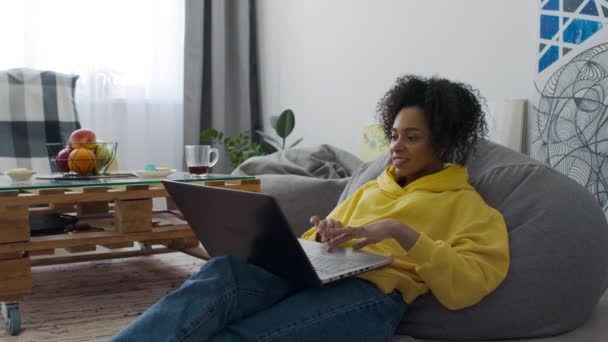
[111,75,509,342]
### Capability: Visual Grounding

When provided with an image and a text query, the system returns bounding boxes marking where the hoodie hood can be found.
[377,164,473,196]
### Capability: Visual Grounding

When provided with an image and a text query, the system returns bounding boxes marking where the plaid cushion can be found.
[0,68,81,173]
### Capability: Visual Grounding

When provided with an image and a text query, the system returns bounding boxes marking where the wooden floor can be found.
[0,252,205,341]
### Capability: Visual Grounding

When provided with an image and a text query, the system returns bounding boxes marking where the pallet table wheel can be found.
[137,241,153,251]
[1,301,21,336]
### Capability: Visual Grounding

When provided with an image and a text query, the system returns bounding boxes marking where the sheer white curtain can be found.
[0,0,185,171]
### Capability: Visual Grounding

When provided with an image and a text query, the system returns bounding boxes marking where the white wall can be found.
[257,0,538,156]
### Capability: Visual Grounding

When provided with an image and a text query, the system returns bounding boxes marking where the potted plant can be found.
[256,109,303,150]
[201,109,303,168]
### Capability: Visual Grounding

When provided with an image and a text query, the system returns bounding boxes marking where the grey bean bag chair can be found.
[341,141,608,340]
[237,141,608,340]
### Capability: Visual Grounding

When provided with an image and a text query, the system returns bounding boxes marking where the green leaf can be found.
[265,139,282,151]
[249,146,262,156]
[261,141,278,153]
[288,137,304,148]
[275,109,295,139]
[243,147,262,159]
[200,128,219,143]
[205,128,273,168]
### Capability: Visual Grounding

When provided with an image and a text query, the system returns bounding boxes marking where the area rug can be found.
[0,253,204,341]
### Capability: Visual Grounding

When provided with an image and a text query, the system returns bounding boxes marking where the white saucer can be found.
[4,170,37,181]
[133,169,175,179]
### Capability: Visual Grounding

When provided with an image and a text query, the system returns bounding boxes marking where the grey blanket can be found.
[232,144,363,179]
[231,144,363,235]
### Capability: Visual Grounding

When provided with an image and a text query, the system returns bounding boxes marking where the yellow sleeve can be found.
[406,211,510,310]
[300,182,372,240]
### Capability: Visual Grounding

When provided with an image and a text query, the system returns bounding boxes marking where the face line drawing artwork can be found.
[531,40,608,215]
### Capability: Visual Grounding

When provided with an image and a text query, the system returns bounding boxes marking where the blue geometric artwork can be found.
[562,19,603,44]
[543,0,560,11]
[539,0,607,72]
[564,0,586,13]
[580,0,599,15]
[540,15,560,39]
[539,45,559,71]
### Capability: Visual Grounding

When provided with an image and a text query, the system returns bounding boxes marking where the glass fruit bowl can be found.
[47,142,118,176]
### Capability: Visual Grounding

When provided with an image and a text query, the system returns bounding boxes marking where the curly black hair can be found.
[376,75,488,165]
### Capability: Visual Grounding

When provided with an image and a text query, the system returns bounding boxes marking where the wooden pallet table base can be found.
[0,177,259,335]
[77,187,110,216]
[0,191,29,245]
[0,190,31,335]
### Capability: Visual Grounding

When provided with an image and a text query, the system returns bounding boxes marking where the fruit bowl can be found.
[47,142,118,176]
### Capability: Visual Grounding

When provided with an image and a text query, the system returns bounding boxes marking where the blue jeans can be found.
[110,256,406,342]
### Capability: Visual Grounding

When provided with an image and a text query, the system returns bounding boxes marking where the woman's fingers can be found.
[327,227,347,240]
[327,227,364,252]
[310,216,348,244]
[310,216,326,242]
[317,220,328,242]
[326,218,336,229]
[309,216,320,226]
[323,220,395,251]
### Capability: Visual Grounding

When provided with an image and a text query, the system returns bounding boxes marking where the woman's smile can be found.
[392,156,408,166]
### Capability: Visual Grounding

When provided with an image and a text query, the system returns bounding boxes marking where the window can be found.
[0,0,185,170]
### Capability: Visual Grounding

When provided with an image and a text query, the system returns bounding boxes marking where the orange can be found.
[68,148,96,175]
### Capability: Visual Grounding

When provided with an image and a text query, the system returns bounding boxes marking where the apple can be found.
[95,143,114,173]
[55,148,72,172]
[70,128,97,150]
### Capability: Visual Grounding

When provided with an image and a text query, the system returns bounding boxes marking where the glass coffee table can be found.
[0,172,259,335]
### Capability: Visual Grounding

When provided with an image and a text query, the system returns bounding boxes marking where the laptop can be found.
[162,180,392,288]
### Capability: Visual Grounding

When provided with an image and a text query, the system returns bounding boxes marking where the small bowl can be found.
[4,169,37,182]
[133,169,175,179]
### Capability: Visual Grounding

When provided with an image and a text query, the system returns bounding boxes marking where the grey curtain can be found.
[183,0,262,173]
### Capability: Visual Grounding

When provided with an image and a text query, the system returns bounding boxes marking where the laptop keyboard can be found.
[307,254,362,273]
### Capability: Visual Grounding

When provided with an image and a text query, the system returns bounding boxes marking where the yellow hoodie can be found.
[301,164,509,310]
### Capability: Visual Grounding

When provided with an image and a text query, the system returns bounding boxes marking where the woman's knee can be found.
[189,256,291,297]
[187,255,244,286]
[202,255,244,272]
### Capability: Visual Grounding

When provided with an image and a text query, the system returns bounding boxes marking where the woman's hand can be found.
[309,216,343,243]
[326,218,420,252]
